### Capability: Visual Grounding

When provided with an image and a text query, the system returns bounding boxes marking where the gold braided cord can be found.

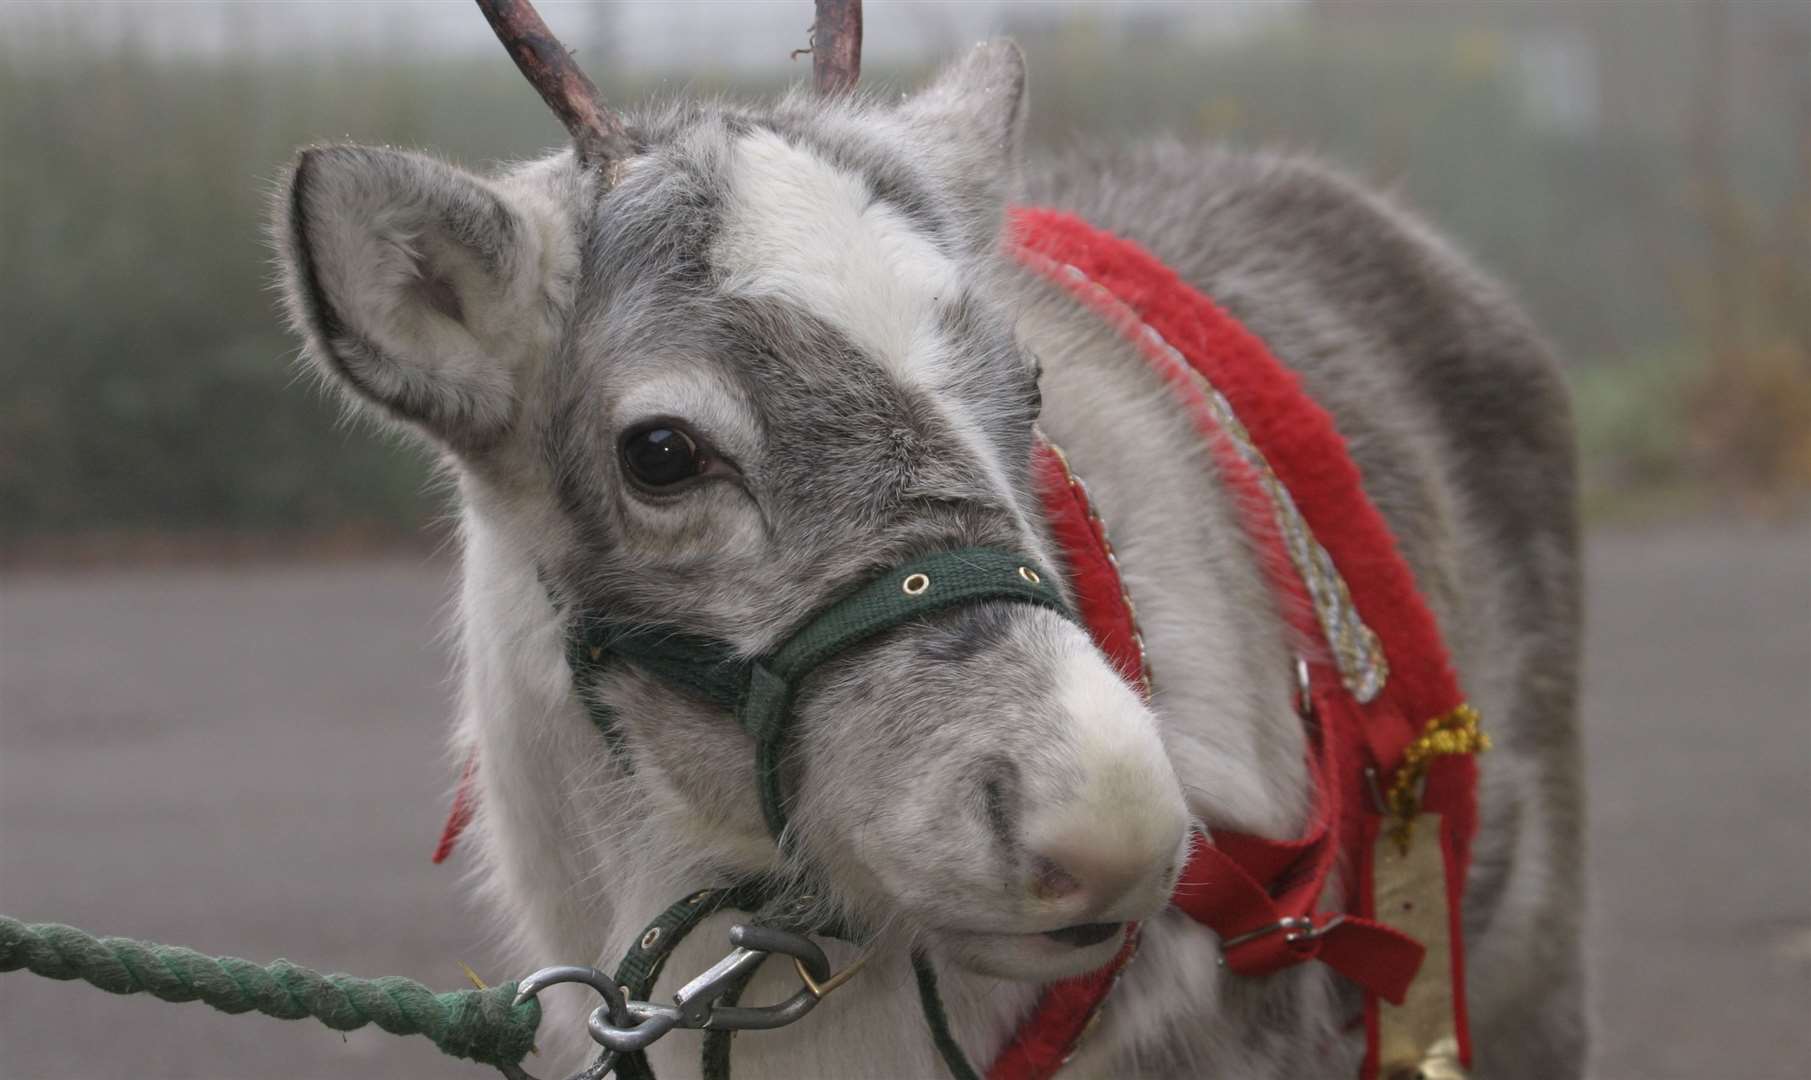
[1386,704,1490,849]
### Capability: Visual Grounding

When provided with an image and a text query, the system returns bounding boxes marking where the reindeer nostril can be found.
[1030,855,1082,900]
[1025,829,1180,915]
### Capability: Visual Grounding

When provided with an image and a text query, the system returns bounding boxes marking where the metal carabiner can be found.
[586,924,831,1047]
[500,923,860,1079]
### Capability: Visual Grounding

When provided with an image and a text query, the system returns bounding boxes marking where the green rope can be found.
[0,915,541,1069]
[912,950,983,1080]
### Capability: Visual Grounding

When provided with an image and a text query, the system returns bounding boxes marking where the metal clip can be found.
[503,924,856,1079]
[1294,657,1315,720]
[1218,914,1347,961]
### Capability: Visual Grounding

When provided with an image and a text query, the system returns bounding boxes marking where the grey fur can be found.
[271,40,1582,1080]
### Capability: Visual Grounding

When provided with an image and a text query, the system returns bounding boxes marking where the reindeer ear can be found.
[275,146,568,453]
[899,40,1028,237]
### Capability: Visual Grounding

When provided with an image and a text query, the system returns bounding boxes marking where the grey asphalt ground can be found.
[2,522,1808,1079]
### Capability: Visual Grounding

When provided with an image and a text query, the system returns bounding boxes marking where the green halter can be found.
[564,546,1071,1080]
[568,545,1073,839]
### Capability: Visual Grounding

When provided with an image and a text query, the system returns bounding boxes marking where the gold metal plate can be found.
[1373,813,1465,1079]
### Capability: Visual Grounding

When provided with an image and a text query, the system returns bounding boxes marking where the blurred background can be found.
[1,2,1806,1078]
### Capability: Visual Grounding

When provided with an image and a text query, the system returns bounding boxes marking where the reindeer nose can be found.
[1026,828,1181,915]
[1003,641,1189,926]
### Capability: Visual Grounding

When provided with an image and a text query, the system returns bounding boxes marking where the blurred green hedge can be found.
[3,9,1798,544]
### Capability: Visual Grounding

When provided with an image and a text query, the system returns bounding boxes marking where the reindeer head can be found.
[273,2,1188,983]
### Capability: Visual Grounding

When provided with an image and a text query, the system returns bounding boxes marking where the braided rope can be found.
[0,916,540,1068]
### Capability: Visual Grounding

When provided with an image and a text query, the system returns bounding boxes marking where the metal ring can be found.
[1017,565,1041,585]
[510,964,635,1068]
[1294,657,1314,719]
[641,927,661,951]
[588,1000,682,1052]
[901,573,930,596]
[513,965,627,1016]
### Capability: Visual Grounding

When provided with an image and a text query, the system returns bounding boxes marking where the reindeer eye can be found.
[621,424,705,489]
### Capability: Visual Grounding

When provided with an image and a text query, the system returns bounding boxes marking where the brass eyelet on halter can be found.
[1017,565,1041,585]
[902,573,930,596]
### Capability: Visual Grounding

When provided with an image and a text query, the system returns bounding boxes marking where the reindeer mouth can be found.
[1042,921,1124,948]
[933,920,1131,981]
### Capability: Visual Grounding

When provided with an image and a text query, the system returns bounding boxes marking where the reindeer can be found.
[272,2,1583,1077]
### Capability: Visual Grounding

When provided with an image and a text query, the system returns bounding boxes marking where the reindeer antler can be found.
[474,0,634,164]
[476,0,861,161]
[812,0,863,95]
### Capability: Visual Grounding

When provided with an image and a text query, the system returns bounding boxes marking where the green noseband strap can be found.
[570,546,1072,839]
[740,546,1072,838]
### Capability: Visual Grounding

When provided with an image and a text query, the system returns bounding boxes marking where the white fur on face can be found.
[712,127,1024,517]
[1022,641,1191,889]
[714,128,960,388]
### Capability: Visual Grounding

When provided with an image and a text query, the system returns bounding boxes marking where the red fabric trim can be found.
[984,929,1139,1080]
[1315,917,1425,1007]
[1175,833,1422,1006]
[1441,811,1473,1066]
[1359,813,1385,1080]
[433,748,478,864]
[1008,207,1469,744]
[1006,207,1481,1079]
[1031,436,1148,696]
